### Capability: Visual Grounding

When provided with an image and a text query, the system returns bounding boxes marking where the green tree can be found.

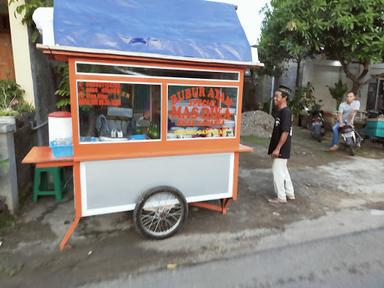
[328,80,348,110]
[259,0,384,93]
[9,0,53,42]
[258,2,317,85]
[289,82,316,116]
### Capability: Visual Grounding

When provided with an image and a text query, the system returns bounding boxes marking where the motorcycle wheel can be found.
[349,145,355,156]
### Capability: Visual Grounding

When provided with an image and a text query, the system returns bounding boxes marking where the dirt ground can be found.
[1,126,384,288]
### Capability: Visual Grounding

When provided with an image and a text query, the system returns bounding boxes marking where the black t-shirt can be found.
[268,107,292,159]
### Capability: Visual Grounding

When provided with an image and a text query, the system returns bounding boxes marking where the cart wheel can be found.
[133,186,188,239]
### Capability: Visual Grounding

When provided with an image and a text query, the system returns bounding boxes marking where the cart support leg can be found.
[221,198,232,215]
[60,162,82,251]
[60,215,81,251]
[191,198,232,214]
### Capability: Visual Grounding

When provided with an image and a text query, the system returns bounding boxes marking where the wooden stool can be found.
[33,167,64,201]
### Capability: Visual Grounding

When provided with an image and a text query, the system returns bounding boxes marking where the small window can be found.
[167,85,238,139]
[77,81,161,143]
[76,63,239,81]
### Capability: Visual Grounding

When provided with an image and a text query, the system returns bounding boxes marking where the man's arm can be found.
[338,104,344,126]
[271,132,289,158]
[348,110,358,125]
[349,101,360,125]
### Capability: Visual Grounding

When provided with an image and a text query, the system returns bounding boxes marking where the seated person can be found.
[329,91,360,151]
[135,111,151,128]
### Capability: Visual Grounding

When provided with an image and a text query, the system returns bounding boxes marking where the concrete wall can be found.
[5,1,59,210]
[251,73,274,112]
[28,31,58,145]
[14,116,35,201]
[280,60,299,92]
[301,60,349,113]
[0,120,18,213]
[301,59,384,113]
[257,57,384,114]
[8,1,57,145]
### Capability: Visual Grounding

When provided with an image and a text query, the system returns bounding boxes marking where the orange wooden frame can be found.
[68,57,244,162]
[54,52,253,250]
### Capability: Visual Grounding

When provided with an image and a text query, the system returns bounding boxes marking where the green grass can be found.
[241,136,270,148]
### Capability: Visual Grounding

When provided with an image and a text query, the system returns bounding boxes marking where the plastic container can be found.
[48,111,72,144]
[130,134,147,140]
[50,140,73,158]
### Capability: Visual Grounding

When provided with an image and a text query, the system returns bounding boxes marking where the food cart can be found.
[25,0,262,250]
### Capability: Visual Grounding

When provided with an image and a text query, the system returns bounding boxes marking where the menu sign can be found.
[78,82,121,106]
[169,87,235,127]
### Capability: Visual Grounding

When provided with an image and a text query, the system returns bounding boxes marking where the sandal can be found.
[268,197,287,203]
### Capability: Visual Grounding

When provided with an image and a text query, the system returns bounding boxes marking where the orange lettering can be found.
[185,88,192,100]
[201,107,210,119]
[207,88,215,99]
[171,94,178,105]
[223,108,232,119]
[181,107,191,118]
[171,106,182,118]
[191,107,199,118]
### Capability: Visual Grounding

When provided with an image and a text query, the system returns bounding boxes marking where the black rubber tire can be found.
[133,186,188,240]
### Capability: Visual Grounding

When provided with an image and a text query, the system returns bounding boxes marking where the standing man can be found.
[329,91,360,151]
[268,86,295,203]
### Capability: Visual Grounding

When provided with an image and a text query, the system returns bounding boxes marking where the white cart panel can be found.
[80,153,234,216]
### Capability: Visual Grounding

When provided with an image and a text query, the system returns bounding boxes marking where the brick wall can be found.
[0,12,15,80]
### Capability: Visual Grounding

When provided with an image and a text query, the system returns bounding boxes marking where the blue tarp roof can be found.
[54,0,252,62]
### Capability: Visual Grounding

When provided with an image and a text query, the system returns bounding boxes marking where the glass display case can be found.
[167,85,238,139]
[77,81,161,143]
[74,62,240,146]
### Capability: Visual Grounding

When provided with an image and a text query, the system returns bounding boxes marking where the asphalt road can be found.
[81,227,384,288]
[2,128,384,288]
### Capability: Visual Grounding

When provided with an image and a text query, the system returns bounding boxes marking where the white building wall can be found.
[300,59,383,113]
[8,0,35,105]
[302,60,347,112]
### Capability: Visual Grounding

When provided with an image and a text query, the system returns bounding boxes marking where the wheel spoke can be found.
[145,213,158,230]
[137,190,185,237]
[164,218,173,230]
[160,219,166,232]
[142,215,156,227]
[168,209,182,217]
[154,218,161,232]
[141,212,156,221]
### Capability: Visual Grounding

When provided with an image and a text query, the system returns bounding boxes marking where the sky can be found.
[211,0,270,45]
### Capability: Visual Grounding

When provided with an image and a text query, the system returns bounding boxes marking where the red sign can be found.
[78,82,121,106]
[169,87,234,127]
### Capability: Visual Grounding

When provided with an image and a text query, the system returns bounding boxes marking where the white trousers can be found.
[272,158,294,200]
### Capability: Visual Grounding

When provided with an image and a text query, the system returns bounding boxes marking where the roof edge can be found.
[37,44,264,68]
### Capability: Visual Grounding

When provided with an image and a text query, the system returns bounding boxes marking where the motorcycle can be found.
[310,109,325,142]
[339,125,363,156]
